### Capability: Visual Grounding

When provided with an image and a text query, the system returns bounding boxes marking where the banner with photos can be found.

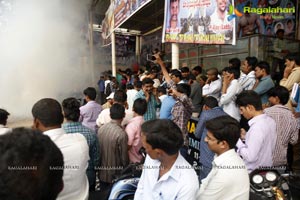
[101,3,114,45]
[114,0,152,29]
[235,0,297,39]
[162,0,236,45]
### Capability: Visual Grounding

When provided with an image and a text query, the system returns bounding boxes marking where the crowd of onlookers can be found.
[0,52,299,200]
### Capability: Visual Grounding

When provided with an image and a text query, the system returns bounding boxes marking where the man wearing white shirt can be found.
[32,98,89,200]
[220,67,242,121]
[96,89,133,128]
[170,69,184,84]
[197,116,249,200]
[127,81,141,111]
[134,119,199,200]
[239,56,257,90]
[202,68,222,101]
[235,91,276,172]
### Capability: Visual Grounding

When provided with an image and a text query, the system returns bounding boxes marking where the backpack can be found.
[105,82,112,96]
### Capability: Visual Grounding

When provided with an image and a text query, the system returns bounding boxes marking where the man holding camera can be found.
[154,54,193,159]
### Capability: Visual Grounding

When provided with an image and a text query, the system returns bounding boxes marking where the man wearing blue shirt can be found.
[159,94,176,119]
[252,61,275,106]
[195,96,227,181]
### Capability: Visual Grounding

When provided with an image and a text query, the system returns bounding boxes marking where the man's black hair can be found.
[236,90,262,111]
[176,83,191,97]
[32,98,64,127]
[192,66,202,74]
[180,67,190,73]
[268,86,290,105]
[142,78,154,86]
[62,98,81,122]
[133,98,147,116]
[134,81,142,89]
[171,69,183,80]
[205,116,240,149]
[83,87,97,100]
[0,108,10,125]
[141,119,183,155]
[245,56,258,71]
[285,53,300,66]
[203,96,219,108]
[114,89,127,103]
[256,61,271,74]
[0,128,63,200]
[110,103,125,120]
[126,84,134,90]
[157,86,167,95]
[229,57,241,70]
[223,67,240,79]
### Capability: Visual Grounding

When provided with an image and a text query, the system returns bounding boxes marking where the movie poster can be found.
[235,0,297,39]
[114,0,152,29]
[162,0,236,45]
[102,0,153,45]
[101,3,114,45]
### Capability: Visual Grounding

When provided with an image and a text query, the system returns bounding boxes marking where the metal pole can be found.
[111,31,116,77]
[171,43,179,69]
[136,35,140,63]
[110,0,116,77]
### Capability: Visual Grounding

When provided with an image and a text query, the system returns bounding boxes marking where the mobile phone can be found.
[147,54,156,61]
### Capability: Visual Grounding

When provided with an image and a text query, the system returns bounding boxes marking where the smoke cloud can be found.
[0,0,94,122]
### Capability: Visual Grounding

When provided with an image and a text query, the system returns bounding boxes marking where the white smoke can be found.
[0,0,94,122]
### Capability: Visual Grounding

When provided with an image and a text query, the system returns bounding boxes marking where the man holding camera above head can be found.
[155,53,193,159]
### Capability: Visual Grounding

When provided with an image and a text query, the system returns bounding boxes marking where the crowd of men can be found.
[0,52,299,200]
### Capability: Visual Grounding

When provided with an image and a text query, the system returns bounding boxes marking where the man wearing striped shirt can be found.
[264,86,298,167]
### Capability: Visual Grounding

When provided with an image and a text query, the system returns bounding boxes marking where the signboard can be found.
[235,0,297,39]
[163,0,236,45]
[114,0,152,29]
[102,0,152,43]
[101,3,114,45]
[187,118,200,169]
